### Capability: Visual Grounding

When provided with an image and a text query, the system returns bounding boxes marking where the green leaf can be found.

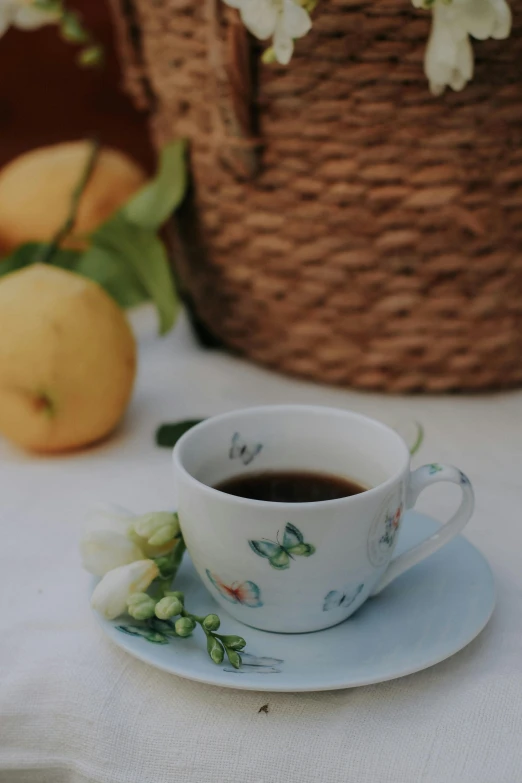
[261,46,277,65]
[0,243,82,277]
[155,419,203,448]
[77,45,103,68]
[60,11,89,43]
[123,140,187,230]
[0,139,186,335]
[33,0,63,12]
[75,244,148,308]
[90,214,178,334]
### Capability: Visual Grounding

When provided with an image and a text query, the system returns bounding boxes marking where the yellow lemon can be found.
[0,141,146,253]
[0,264,136,452]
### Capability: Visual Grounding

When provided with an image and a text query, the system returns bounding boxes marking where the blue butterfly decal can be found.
[223,652,284,674]
[229,432,262,465]
[323,583,364,612]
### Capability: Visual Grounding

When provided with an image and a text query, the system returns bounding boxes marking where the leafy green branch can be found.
[124,535,246,668]
[0,139,187,335]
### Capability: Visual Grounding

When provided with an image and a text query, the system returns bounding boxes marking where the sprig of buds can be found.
[127,591,246,668]
[82,507,248,668]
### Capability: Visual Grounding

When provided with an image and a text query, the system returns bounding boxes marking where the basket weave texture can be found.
[109,0,522,392]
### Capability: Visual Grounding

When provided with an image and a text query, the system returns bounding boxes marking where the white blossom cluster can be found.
[223,0,512,94]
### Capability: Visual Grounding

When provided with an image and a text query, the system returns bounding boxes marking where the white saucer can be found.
[92,512,495,692]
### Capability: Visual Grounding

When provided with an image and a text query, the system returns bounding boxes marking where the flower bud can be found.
[127,592,156,620]
[226,649,242,670]
[175,617,196,637]
[207,634,225,665]
[217,635,246,650]
[165,590,184,603]
[155,596,183,620]
[91,560,159,620]
[202,614,220,632]
[133,512,180,547]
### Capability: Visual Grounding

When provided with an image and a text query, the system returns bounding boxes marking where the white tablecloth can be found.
[1,309,522,783]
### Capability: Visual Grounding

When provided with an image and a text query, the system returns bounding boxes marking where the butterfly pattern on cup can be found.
[248,522,316,570]
[428,464,470,486]
[323,583,364,612]
[205,570,263,607]
[379,504,402,549]
[458,470,471,486]
[229,432,263,466]
[223,652,284,674]
[116,618,178,645]
[367,496,404,567]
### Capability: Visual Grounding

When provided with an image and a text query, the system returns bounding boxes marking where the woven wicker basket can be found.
[109,0,522,392]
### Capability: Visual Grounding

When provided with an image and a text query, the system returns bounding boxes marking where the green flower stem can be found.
[169,536,186,579]
[154,536,187,597]
[409,422,424,456]
[182,609,245,669]
[181,609,205,624]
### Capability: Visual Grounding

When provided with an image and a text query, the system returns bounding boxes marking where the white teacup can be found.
[173,405,474,633]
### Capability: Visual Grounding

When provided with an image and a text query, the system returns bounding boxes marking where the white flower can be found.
[425,2,473,95]
[420,0,511,95]
[80,508,144,576]
[223,0,312,65]
[90,560,159,620]
[80,506,176,576]
[80,529,145,577]
[0,0,59,37]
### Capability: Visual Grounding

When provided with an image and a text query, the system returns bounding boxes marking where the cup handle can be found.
[371,464,474,595]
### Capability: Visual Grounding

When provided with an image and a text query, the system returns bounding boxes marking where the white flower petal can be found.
[222,0,243,7]
[425,3,474,95]
[450,35,474,90]
[490,0,512,38]
[90,560,159,620]
[241,0,278,40]
[273,13,295,64]
[461,0,496,40]
[0,4,14,37]
[80,530,144,576]
[83,506,175,559]
[442,2,469,42]
[85,507,135,537]
[12,5,58,29]
[282,0,311,39]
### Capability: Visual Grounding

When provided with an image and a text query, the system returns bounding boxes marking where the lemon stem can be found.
[38,138,100,264]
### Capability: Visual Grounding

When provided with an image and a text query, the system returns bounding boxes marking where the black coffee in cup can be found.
[215,470,367,503]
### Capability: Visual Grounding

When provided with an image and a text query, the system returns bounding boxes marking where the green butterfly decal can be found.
[248,523,316,570]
